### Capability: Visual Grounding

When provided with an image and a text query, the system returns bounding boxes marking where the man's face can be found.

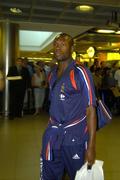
[53,36,72,62]
[16,59,23,67]
[22,60,28,67]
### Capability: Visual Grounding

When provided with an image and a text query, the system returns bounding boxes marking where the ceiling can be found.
[1,0,120,59]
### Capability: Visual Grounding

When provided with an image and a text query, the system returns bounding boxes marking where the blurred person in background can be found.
[114,65,120,114]
[7,58,30,119]
[101,67,115,111]
[0,69,4,116]
[92,68,102,97]
[32,64,46,115]
[114,66,120,90]
[43,62,56,113]
[22,58,35,114]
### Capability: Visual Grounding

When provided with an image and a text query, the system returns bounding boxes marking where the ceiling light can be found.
[115,31,120,34]
[87,47,95,58]
[75,5,94,12]
[10,8,22,14]
[96,29,115,33]
[98,47,103,49]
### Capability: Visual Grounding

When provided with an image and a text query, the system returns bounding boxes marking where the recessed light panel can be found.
[96,29,115,33]
[75,5,94,12]
[116,31,120,34]
[10,8,22,14]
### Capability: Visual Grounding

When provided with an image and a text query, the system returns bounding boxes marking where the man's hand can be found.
[85,146,96,166]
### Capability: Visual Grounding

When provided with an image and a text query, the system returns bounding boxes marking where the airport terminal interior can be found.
[0,0,120,180]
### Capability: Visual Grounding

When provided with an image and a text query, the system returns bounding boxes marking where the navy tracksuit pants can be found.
[40,142,87,180]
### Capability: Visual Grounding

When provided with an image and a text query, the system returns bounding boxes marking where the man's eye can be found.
[61,42,65,46]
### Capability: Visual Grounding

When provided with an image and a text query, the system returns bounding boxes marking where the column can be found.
[1,21,19,117]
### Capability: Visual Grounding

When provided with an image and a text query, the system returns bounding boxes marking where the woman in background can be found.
[32,65,46,115]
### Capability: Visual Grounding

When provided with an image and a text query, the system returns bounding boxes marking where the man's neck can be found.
[57,58,72,78]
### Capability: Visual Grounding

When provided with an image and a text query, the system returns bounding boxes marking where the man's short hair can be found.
[54,33,73,46]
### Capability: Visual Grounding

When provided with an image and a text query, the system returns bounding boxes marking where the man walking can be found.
[40,33,97,180]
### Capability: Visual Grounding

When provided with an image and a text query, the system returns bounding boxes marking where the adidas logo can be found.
[60,93,65,101]
[72,154,80,160]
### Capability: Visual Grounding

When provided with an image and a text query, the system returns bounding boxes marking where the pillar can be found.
[1,21,19,117]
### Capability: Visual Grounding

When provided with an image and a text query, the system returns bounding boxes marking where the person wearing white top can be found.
[32,66,46,115]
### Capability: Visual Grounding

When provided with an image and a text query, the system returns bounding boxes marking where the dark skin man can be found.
[40,33,97,180]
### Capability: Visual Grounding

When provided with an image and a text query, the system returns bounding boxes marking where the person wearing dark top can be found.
[7,58,30,119]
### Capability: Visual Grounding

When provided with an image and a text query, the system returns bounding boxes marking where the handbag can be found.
[75,160,104,180]
[96,99,112,130]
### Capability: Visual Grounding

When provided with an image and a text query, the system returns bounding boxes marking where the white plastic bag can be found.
[75,160,104,180]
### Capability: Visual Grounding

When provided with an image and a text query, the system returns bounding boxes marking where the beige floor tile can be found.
[0,113,120,180]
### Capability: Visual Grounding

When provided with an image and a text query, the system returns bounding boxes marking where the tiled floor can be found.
[0,112,120,180]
